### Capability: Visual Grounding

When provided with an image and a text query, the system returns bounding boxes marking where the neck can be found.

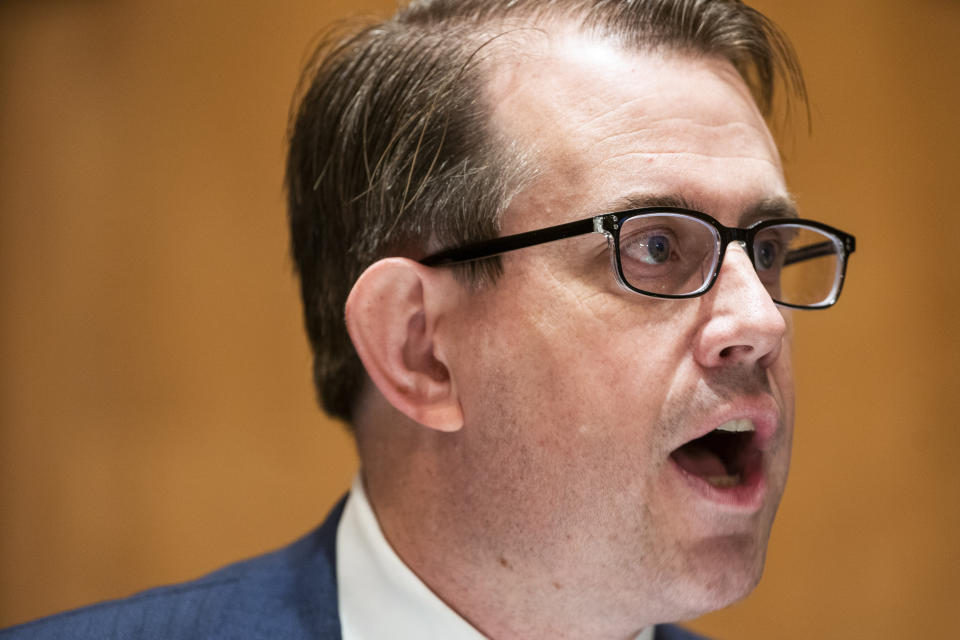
[357,410,656,640]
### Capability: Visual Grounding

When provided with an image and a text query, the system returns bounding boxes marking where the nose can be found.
[693,243,787,369]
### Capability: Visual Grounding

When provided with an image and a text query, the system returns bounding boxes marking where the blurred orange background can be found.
[1,1,957,637]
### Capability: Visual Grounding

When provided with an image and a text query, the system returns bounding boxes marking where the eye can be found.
[755,239,781,271]
[642,234,671,264]
[616,214,719,295]
[622,230,677,265]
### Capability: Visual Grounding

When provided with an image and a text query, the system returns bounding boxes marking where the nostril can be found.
[719,345,753,360]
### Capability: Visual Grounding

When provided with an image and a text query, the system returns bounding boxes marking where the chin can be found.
[657,532,770,622]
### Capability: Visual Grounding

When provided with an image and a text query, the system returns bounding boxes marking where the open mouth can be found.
[670,418,762,489]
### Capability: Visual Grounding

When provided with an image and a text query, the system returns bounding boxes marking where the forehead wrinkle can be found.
[552,57,766,135]
[590,119,779,160]
[599,150,782,164]
[565,94,658,139]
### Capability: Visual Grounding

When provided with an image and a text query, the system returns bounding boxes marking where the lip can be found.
[671,396,780,454]
[667,396,781,512]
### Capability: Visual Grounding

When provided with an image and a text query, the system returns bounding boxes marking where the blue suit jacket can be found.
[1,498,708,639]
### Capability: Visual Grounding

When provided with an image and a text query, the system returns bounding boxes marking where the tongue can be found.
[671,442,728,478]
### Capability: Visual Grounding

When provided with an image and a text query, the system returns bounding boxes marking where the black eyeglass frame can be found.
[420,206,857,309]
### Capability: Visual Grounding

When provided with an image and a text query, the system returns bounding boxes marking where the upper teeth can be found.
[715,418,755,433]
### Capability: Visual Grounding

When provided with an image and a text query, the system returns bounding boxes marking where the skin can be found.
[349,34,795,640]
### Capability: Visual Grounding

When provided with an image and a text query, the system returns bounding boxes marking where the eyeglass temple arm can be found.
[783,235,856,267]
[420,217,597,266]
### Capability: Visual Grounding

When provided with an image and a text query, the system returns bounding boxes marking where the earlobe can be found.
[345,258,463,432]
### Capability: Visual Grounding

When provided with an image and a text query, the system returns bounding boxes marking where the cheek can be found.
[772,312,795,411]
[452,274,693,449]
[460,307,603,430]
[774,333,795,453]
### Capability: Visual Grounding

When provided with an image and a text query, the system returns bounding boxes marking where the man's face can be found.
[438,37,794,623]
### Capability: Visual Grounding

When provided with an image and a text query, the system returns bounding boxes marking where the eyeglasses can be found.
[420,207,856,309]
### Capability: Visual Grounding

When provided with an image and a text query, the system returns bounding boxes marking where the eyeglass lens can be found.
[617,214,843,307]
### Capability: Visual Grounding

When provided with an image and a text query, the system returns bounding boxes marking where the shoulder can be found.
[0,498,346,640]
[655,624,712,640]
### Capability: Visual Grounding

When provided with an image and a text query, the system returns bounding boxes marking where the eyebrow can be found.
[743,197,799,223]
[598,193,799,225]
[602,193,692,212]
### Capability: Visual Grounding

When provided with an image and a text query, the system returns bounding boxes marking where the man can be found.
[2,1,855,638]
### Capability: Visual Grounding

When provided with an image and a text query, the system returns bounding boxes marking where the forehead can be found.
[484,34,786,230]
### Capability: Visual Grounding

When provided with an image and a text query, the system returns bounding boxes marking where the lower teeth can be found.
[705,474,741,488]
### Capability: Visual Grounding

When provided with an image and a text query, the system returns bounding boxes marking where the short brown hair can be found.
[285,0,805,425]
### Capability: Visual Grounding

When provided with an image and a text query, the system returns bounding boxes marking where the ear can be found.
[345,258,463,432]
